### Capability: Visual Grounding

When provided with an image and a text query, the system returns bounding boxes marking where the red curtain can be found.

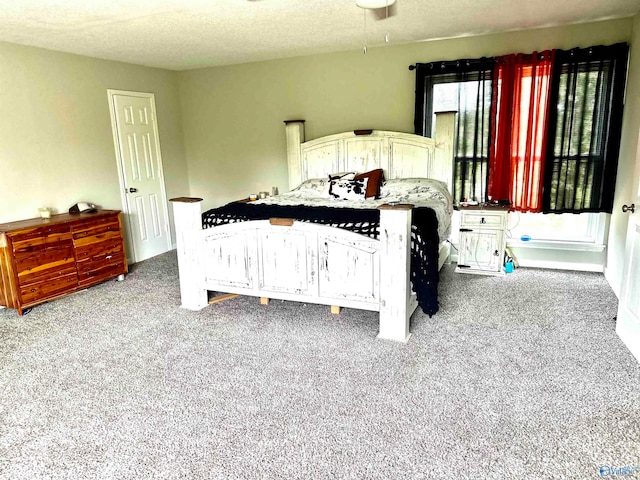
[488,51,554,212]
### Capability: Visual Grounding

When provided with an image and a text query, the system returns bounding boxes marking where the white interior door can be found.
[616,129,640,363]
[108,90,171,262]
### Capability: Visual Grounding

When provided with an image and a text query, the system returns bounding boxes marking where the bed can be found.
[171,112,456,342]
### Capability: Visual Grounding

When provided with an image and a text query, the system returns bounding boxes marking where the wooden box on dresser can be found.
[455,204,510,276]
[0,210,127,315]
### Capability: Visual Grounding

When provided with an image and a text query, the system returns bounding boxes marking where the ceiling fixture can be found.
[356,0,397,54]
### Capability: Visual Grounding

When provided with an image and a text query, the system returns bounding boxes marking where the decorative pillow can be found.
[329,177,369,200]
[329,172,356,181]
[354,168,385,198]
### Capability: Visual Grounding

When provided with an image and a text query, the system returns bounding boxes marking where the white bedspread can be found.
[252,178,453,240]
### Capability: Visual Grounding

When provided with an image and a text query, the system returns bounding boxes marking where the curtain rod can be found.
[408,59,493,71]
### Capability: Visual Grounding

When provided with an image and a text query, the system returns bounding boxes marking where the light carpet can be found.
[0,251,638,479]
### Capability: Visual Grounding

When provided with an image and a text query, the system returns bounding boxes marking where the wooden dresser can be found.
[0,210,127,315]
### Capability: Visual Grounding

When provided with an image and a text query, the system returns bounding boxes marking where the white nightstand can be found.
[455,204,510,276]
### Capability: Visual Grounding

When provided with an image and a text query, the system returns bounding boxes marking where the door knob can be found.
[128,187,138,193]
[622,203,635,213]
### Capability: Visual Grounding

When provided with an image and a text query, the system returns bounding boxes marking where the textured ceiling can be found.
[0,0,638,71]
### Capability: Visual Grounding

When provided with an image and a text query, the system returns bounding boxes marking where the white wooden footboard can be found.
[170,198,416,342]
[200,219,381,309]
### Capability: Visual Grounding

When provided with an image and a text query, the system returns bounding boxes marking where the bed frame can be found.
[171,112,455,342]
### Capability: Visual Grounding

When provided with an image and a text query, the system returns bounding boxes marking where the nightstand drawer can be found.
[460,211,506,229]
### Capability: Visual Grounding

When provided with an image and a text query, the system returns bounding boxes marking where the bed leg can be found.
[170,197,208,311]
[377,204,413,343]
[260,297,270,305]
[331,305,341,315]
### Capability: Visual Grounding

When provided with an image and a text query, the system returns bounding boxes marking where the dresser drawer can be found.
[73,231,122,251]
[20,272,78,305]
[12,230,72,254]
[460,211,506,229]
[9,224,71,246]
[77,256,126,288]
[72,218,120,240]
[76,246,124,272]
[18,263,77,286]
[14,240,76,283]
[15,240,75,266]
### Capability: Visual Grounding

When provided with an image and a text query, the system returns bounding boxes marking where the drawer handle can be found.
[31,288,35,292]
[481,217,486,224]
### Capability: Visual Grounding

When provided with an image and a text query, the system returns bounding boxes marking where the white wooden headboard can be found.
[284,111,456,193]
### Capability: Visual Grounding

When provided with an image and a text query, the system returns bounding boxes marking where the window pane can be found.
[508,212,595,242]
[433,82,459,112]
[432,79,492,202]
[554,68,607,158]
[434,80,492,157]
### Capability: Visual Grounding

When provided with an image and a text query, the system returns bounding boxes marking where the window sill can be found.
[506,239,605,252]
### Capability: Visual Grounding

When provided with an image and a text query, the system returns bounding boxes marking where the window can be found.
[507,212,603,243]
[414,59,494,203]
[434,80,492,203]
[414,44,628,214]
[543,44,628,213]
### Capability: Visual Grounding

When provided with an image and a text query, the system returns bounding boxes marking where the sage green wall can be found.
[178,18,633,213]
[607,14,640,297]
[1,16,636,283]
[0,41,188,250]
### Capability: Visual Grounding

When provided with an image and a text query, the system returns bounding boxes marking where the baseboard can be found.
[450,244,605,273]
[617,322,640,364]
[514,259,604,273]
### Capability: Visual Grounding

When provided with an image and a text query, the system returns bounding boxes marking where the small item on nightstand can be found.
[38,208,52,219]
[259,191,268,199]
[249,194,258,201]
[271,186,279,196]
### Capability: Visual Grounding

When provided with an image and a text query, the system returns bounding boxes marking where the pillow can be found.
[291,177,331,197]
[354,168,385,198]
[329,177,369,200]
[329,172,356,181]
[380,178,450,197]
